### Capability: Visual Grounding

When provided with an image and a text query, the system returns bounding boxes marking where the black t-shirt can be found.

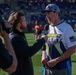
[0,39,13,69]
[9,29,46,75]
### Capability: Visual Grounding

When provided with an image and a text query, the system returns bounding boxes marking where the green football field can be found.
[25,33,76,75]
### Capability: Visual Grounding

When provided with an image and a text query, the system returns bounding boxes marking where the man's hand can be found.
[41,57,47,65]
[2,18,11,29]
[0,18,11,37]
[47,58,58,67]
[41,51,47,65]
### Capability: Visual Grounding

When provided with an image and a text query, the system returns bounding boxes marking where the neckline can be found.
[51,21,64,27]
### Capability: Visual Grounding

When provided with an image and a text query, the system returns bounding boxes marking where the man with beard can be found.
[8,11,48,75]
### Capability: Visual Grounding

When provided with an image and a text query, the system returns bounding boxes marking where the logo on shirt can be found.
[48,33,62,44]
[47,34,61,37]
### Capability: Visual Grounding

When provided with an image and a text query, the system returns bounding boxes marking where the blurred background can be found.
[0,0,76,32]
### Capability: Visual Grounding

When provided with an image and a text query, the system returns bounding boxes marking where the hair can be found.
[8,11,24,29]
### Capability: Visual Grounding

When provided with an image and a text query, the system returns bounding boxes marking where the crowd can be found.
[0,0,76,32]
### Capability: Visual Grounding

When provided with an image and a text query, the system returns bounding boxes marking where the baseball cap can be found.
[41,4,60,13]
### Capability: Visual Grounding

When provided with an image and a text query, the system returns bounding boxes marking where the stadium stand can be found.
[0,0,76,32]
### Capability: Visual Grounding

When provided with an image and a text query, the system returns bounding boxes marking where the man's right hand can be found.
[0,18,10,37]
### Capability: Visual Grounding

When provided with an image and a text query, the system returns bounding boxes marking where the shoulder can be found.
[9,32,23,41]
[63,22,73,31]
[58,22,73,31]
[61,22,72,28]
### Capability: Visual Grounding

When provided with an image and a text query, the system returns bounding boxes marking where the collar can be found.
[12,29,25,36]
[51,21,64,27]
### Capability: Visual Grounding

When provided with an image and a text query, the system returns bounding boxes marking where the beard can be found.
[20,25,27,31]
[19,21,27,32]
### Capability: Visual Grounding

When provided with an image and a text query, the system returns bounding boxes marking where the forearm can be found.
[41,51,47,65]
[3,34,16,58]
[56,46,75,64]
[0,18,17,72]
[42,51,46,61]
[28,38,46,56]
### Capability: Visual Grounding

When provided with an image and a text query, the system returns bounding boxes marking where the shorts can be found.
[45,68,69,75]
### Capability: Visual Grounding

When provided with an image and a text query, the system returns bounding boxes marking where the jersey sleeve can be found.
[0,39,13,69]
[64,25,76,48]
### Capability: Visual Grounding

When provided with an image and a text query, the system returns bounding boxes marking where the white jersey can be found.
[48,22,76,49]
[46,22,76,69]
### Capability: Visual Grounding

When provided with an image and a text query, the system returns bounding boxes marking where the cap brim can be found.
[41,10,52,13]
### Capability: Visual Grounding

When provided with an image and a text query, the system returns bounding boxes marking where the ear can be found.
[54,12,58,17]
[16,22,21,28]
